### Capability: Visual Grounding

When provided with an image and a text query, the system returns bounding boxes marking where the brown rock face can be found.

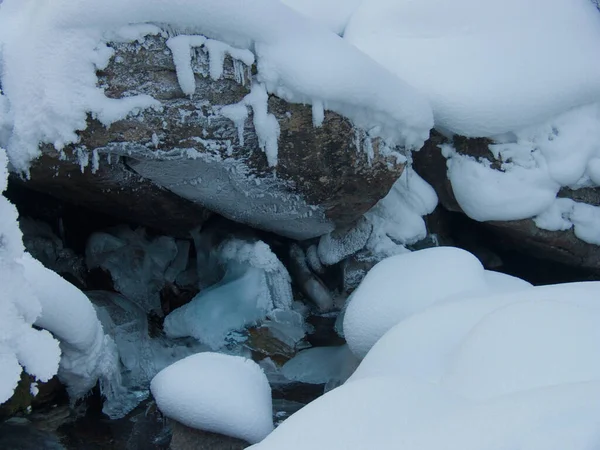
[21,34,405,240]
[169,420,249,450]
[414,131,600,273]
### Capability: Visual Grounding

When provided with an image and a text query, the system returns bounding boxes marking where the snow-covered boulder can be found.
[150,353,273,444]
[343,247,532,358]
[8,25,419,240]
[414,131,600,273]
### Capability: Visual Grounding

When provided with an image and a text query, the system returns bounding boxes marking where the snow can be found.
[343,247,492,359]
[248,376,465,450]
[317,217,372,266]
[164,239,293,349]
[251,281,600,450]
[0,0,432,174]
[280,0,363,35]
[19,254,122,406]
[365,167,438,252]
[441,104,600,237]
[535,197,600,244]
[443,299,600,400]
[150,352,273,444]
[344,0,600,138]
[0,147,61,404]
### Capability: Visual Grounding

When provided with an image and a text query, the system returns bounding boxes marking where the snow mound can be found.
[251,282,600,450]
[0,0,433,173]
[150,352,273,444]
[344,0,600,137]
[343,247,491,359]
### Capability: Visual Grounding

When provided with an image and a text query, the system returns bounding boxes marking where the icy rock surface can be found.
[281,345,359,390]
[164,238,294,350]
[151,353,273,444]
[90,290,207,417]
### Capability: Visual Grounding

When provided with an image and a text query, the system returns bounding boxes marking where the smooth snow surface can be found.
[0,0,432,173]
[19,254,122,410]
[280,0,362,35]
[252,281,600,450]
[345,0,600,137]
[151,353,273,444]
[343,247,490,359]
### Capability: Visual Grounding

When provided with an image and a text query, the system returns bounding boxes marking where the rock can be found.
[21,34,405,240]
[19,150,212,237]
[169,420,249,450]
[414,131,600,273]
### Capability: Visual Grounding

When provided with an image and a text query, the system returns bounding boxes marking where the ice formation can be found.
[91,291,208,416]
[151,353,273,444]
[164,238,294,350]
[281,345,359,390]
[86,227,187,315]
[0,0,432,175]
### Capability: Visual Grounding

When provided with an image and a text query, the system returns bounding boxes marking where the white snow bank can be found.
[164,239,293,349]
[151,352,273,444]
[0,0,432,173]
[280,0,363,35]
[344,0,600,137]
[248,376,465,450]
[252,282,600,450]
[443,298,600,400]
[351,282,600,394]
[343,247,515,359]
[252,378,600,450]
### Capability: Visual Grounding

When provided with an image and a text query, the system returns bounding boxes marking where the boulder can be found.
[414,131,600,273]
[21,34,405,240]
[169,421,249,450]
